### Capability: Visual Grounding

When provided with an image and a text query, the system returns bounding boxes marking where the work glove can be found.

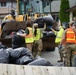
[58,45,62,50]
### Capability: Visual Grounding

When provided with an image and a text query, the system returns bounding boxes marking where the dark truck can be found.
[0,16,58,51]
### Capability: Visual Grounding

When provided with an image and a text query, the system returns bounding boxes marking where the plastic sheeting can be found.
[0,42,7,49]
[16,55,33,65]
[0,43,53,66]
[10,47,33,59]
[28,58,53,66]
[0,48,9,63]
[12,33,25,49]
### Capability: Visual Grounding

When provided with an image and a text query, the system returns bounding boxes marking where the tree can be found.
[59,0,70,23]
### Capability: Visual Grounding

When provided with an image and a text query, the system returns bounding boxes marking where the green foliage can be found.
[59,0,70,23]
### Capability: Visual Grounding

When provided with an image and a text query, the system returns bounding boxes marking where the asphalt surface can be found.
[41,47,64,66]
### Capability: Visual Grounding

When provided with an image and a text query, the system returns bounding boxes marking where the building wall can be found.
[0,0,76,14]
[0,1,16,25]
[69,0,76,21]
[69,0,76,7]
[0,0,76,19]
[0,1,16,14]
[43,1,60,13]
[44,0,76,13]
[29,0,42,13]
[51,1,60,12]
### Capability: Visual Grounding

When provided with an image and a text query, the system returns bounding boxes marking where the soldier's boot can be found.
[33,51,37,58]
[57,57,63,62]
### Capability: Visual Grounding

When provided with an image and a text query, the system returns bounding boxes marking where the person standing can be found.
[32,23,43,57]
[51,22,65,62]
[17,20,34,52]
[60,21,76,66]
[3,10,15,21]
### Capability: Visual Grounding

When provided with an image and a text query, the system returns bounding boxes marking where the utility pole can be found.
[16,0,19,15]
[49,0,51,14]
[49,0,53,14]
[41,0,45,13]
[24,0,27,14]
[36,0,39,13]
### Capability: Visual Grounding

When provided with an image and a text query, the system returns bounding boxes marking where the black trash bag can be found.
[42,31,56,38]
[20,47,33,59]
[10,47,33,59]
[6,48,14,54]
[34,16,54,28]
[0,48,9,63]
[10,47,22,59]
[12,33,25,49]
[28,58,53,66]
[16,55,33,65]
[6,48,15,64]
[0,42,7,49]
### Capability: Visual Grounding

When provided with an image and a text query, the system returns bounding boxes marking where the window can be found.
[52,14,59,21]
[1,2,6,7]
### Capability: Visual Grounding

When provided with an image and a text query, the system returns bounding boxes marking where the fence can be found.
[0,64,76,75]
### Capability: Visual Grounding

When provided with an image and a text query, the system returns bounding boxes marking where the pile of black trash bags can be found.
[0,42,53,66]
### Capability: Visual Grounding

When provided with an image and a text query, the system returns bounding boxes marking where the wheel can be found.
[46,47,55,51]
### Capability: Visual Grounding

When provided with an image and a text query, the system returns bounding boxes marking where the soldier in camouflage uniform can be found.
[33,39,43,57]
[60,21,76,66]
[61,44,76,66]
[32,23,43,57]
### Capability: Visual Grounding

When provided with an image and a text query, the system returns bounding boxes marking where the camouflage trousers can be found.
[60,44,76,67]
[32,39,43,57]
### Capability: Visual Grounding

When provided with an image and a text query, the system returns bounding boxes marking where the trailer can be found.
[0,16,58,51]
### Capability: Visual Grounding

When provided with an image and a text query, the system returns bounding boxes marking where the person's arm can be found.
[51,28,58,35]
[40,23,46,31]
[17,33,26,37]
[43,23,46,30]
[17,28,29,37]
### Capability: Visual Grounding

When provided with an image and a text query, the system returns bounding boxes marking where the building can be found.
[66,0,76,21]
[29,0,60,20]
[30,0,76,21]
[0,0,16,24]
[43,0,76,21]
[0,0,76,23]
[0,0,16,16]
[30,0,60,21]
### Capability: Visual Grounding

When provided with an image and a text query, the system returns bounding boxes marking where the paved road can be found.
[41,47,64,66]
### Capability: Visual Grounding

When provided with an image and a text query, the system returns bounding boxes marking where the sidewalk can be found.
[41,47,64,66]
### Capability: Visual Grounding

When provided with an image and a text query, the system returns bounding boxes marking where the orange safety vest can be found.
[66,28,76,44]
[25,27,33,38]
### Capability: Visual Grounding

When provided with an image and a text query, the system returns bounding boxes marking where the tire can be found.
[46,47,55,51]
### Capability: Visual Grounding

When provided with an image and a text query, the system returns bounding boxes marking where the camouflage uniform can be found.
[32,39,43,57]
[61,44,76,67]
